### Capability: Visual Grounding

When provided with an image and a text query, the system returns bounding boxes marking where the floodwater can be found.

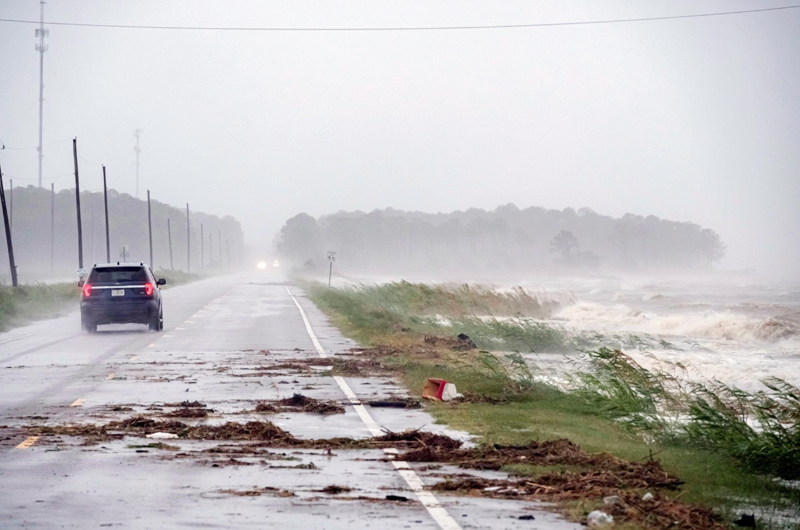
[520,276,800,390]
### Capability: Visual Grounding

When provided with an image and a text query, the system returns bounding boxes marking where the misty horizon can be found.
[1,1,798,280]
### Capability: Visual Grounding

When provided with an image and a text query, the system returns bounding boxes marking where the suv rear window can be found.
[88,267,149,284]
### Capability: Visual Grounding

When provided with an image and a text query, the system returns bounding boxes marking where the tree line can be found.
[277,204,726,276]
[0,185,244,282]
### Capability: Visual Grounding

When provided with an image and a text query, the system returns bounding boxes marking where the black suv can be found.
[80,263,166,332]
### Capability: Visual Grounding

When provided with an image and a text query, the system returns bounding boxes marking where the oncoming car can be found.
[80,263,166,333]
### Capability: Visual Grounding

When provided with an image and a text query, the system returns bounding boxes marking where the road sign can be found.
[327,251,336,263]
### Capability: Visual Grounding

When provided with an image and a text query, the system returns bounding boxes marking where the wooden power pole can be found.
[167,218,174,270]
[0,162,17,286]
[186,203,190,273]
[50,183,54,273]
[72,138,84,270]
[147,190,153,268]
[102,165,110,262]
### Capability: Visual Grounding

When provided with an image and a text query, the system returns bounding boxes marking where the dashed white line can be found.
[69,398,85,407]
[286,286,462,530]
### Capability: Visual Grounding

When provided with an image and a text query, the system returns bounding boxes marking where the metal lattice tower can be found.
[133,128,142,198]
[36,1,48,188]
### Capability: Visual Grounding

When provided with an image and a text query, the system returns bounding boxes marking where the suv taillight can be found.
[144,283,154,296]
[82,284,92,297]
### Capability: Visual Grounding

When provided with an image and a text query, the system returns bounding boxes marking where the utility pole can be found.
[200,223,204,270]
[73,138,83,270]
[36,0,48,188]
[90,202,95,262]
[147,190,153,268]
[167,218,173,270]
[9,179,12,231]
[102,166,110,262]
[208,231,212,267]
[218,230,222,265]
[185,203,190,273]
[50,183,54,272]
[133,129,142,199]
[226,239,230,267]
[0,162,18,286]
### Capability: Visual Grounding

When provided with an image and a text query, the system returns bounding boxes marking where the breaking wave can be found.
[557,303,799,343]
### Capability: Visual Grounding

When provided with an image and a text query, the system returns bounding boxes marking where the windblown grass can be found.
[0,282,79,331]
[571,348,800,480]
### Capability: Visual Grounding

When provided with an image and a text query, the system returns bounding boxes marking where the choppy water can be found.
[517,276,800,390]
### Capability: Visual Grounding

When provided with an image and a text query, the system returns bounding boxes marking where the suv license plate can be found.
[111,289,125,297]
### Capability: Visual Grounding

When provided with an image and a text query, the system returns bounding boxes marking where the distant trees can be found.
[0,185,244,281]
[550,230,579,261]
[277,213,323,271]
[275,204,726,276]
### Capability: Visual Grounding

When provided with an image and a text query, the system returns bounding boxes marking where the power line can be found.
[2,137,72,150]
[0,5,797,32]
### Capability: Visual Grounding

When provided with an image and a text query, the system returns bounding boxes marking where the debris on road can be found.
[146,432,178,440]
[431,476,726,530]
[385,495,409,502]
[375,428,463,450]
[276,393,345,415]
[27,418,463,450]
[217,487,294,497]
[165,407,209,418]
[587,510,613,528]
[128,442,178,450]
[164,400,206,408]
[367,399,421,409]
[318,485,354,494]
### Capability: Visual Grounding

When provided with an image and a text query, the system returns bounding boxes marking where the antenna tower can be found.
[36,1,48,188]
[133,129,142,198]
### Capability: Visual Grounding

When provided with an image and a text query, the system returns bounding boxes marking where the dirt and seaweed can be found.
[26,418,462,450]
[432,476,725,530]
[275,393,345,415]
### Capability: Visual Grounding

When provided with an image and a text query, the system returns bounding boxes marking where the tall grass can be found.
[0,282,79,331]
[571,348,800,480]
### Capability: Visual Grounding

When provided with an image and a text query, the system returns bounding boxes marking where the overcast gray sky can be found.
[1,0,798,278]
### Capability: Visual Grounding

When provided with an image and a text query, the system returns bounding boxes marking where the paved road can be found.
[0,272,578,529]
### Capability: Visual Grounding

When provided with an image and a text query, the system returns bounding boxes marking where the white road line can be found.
[286,287,462,530]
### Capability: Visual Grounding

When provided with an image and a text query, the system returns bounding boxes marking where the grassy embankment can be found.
[0,268,205,332]
[305,281,800,529]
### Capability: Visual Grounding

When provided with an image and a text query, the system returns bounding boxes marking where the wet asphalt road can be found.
[0,272,579,530]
